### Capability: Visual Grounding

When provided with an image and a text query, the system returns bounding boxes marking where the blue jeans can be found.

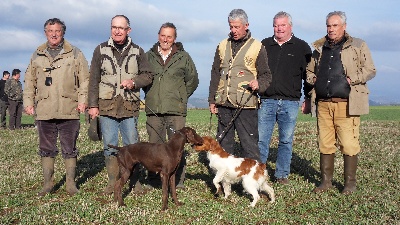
[258,99,299,178]
[100,116,138,156]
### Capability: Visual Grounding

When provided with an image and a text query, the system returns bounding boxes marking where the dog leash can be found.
[216,85,255,142]
[126,89,177,142]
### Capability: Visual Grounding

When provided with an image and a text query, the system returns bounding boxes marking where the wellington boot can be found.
[103,155,119,195]
[175,154,186,189]
[313,153,335,193]
[131,164,144,194]
[65,158,79,196]
[38,157,55,197]
[146,171,160,189]
[341,154,358,195]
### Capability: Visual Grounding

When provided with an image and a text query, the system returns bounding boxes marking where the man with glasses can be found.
[88,15,153,195]
[24,18,90,196]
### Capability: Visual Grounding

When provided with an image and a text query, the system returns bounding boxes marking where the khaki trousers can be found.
[317,101,360,156]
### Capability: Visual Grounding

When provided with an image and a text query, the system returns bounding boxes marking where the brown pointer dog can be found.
[108,127,203,211]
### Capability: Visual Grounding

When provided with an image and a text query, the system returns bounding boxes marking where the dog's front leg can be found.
[212,171,225,195]
[114,178,125,207]
[169,173,182,207]
[160,173,169,211]
[114,165,131,207]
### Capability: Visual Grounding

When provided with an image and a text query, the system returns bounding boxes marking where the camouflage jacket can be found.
[5,79,23,102]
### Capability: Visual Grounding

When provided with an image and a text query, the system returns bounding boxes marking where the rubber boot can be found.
[175,154,186,189]
[131,164,145,193]
[65,158,79,195]
[341,154,358,195]
[103,155,119,195]
[146,171,160,189]
[38,157,55,196]
[313,153,335,193]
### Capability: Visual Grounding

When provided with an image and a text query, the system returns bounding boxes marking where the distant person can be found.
[88,15,153,195]
[5,69,23,130]
[306,11,376,194]
[144,22,199,189]
[24,18,90,196]
[209,9,272,161]
[0,71,10,129]
[258,11,312,184]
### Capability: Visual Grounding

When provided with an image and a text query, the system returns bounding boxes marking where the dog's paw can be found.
[117,201,127,207]
[175,201,183,207]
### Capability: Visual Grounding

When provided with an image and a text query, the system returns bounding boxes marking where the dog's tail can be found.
[107,144,122,151]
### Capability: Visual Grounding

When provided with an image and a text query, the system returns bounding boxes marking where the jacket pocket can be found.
[328,75,350,98]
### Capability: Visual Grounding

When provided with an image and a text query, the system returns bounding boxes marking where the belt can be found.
[319,97,348,102]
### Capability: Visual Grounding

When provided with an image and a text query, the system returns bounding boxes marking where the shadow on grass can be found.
[267,148,342,189]
[53,150,105,193]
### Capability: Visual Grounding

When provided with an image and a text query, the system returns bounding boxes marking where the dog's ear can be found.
[186,128,195,143]
[205,136,215,149]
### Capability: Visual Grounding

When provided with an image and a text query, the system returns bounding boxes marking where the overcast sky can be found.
[1,0,399,103]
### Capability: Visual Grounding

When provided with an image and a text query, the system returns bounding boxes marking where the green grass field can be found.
[1,106,399,224]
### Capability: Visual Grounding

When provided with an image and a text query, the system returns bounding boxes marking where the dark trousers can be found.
[0,100,8,128]
[37,119,80,159]
[146,115,187,183]
[217,106,260,161]
[8,100,22,129]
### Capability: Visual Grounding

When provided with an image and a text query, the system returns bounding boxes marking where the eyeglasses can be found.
[111,26,129,31]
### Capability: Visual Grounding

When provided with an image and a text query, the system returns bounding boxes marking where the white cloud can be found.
[0,29,42,52]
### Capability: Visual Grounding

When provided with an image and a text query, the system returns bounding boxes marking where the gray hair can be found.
[326,11,347,25]
[44,18,66,33]
[273,11,292,26]
[158,22,177,38]
[228,9,248,24]
[111,15,131,28]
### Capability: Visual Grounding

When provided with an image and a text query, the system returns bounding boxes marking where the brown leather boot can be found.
[341,154,358,195]
[313,153,335,193]
[103,155,119,195]
[65,158,79,196]
[38,157,55,196]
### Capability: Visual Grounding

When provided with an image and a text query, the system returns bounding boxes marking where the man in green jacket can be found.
[144,22,199,189]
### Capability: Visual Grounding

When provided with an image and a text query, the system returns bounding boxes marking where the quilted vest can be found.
[98,40,140,101]
[215,38,261,108]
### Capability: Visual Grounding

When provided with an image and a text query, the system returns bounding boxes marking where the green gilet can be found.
[215,37,261,108]
[98,39,140,101]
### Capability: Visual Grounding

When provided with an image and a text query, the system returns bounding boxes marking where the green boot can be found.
[342,154,358,195]
[38,157,55,196]
[176,154,186,189]
[103,155,119,195]
[65,158,79,195]
[313,153,335,193]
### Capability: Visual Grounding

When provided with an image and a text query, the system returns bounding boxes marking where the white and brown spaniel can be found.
[193,136,275,207]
